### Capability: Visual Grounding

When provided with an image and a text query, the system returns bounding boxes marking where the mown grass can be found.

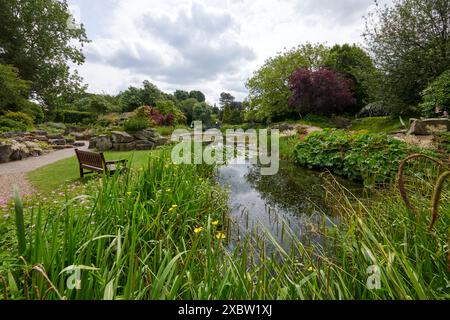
[27,151,154,194]
[351,116,405,134]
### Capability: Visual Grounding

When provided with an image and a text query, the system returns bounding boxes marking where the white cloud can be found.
[69,0,392,104]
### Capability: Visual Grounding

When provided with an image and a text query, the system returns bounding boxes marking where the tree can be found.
[189,90,206,103]
[246,43,330,122]
[364,0,450,112]
[119,86,144,112]
[193,102,212,126]
[219,92,235,108]
[174,90,190,101]
[0,0,89,109]
[180,98,199,124]
[324,44,377,112]
[0,64,32,112]
[288,68,356,116]
[141,81,162,106]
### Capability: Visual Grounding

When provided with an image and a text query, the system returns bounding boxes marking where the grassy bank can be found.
[0,136,448,300]
[27,151,155,194]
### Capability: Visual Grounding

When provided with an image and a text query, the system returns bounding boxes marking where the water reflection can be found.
[217,158,361,253]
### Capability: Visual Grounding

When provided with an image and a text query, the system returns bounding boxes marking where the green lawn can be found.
[350,116,405,133]
[27,150,155,193]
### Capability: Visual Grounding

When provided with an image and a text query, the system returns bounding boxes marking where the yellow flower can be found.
[194,227,203,234]
[126,192,132,196]
[164,164,169,168]
[171,204,178,208]
[168,208,174,213]
[307,266,314,272]
[166,188,172,192]
[212,220,219,226]
[215,232,226,240]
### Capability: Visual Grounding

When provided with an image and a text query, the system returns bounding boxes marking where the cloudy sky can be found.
[67,0,390,104]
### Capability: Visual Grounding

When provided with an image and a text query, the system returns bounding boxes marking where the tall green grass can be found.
[0,148,448,300]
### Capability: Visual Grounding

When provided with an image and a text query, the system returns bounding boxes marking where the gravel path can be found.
[0,142,88,202]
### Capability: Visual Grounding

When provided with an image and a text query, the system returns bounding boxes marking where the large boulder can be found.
[134,129,157,142]
[88,137,97,149]
[73,141,86,147]
[112,142,136,151]
[0,143,13,163]
[48,138,66,146]
[408,118,450,135]
[95,135,113,151]
[71,129,95,141]
[10,142,29,161]
[135,140,155,150]
[111,131,134,144]
[47,134,65,140]
[33,135,49,142]
[154,137,169,147]
[31,130,48,136]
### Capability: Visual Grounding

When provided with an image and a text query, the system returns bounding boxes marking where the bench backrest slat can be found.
[75,149,105,169]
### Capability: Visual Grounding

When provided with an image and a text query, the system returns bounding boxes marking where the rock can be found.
[88,137,97,149]
[48,139,66,146]
[33,135,49,142]
[47,134,64,140]
[111,131,135,144]
[0,144,13,163]
[31,130,48,136]
[29,148,43,157]
[95,135,113,151]
[65,138,75,144]
[112,142,136,151]
[10,142,29,161]
[71,129,94,140]
[24,141,40,149]
[135,140,155,150]
[408,118,450,135]
[73,142,86,147]
[154,137,169,147]
[134,129,157,141]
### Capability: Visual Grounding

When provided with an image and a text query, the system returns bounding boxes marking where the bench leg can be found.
[80,166,84,178]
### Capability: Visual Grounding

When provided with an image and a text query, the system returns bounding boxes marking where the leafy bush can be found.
[21,102,45,123]
[135,105,175,126]
[420,70,450,116]
[123,117,150,133]
[288,68,356,116]
[0,117,28,132]
[4,112,34,127]
[61,110,95,124]
[295,129,423,186]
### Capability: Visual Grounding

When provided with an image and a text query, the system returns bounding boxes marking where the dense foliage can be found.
[288,68,356,116]
[295,130,424,186]
[246,44,330,122]
[364,0,450,113]
[420,70,450,116]
[0,0,89,108]
[324,44,377,112]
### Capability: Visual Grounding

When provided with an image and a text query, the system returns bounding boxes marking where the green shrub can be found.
[123,117,150,133]
[294,129,426,186]
[61,110,95,124]
[0,117,28,132]
[4,112,34,127]
[22,102,45,123]
[420,70,450,116]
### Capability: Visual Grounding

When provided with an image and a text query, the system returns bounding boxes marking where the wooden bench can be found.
[75,149,128,178]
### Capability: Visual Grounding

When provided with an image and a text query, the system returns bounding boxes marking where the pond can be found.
[217,157,362,253]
